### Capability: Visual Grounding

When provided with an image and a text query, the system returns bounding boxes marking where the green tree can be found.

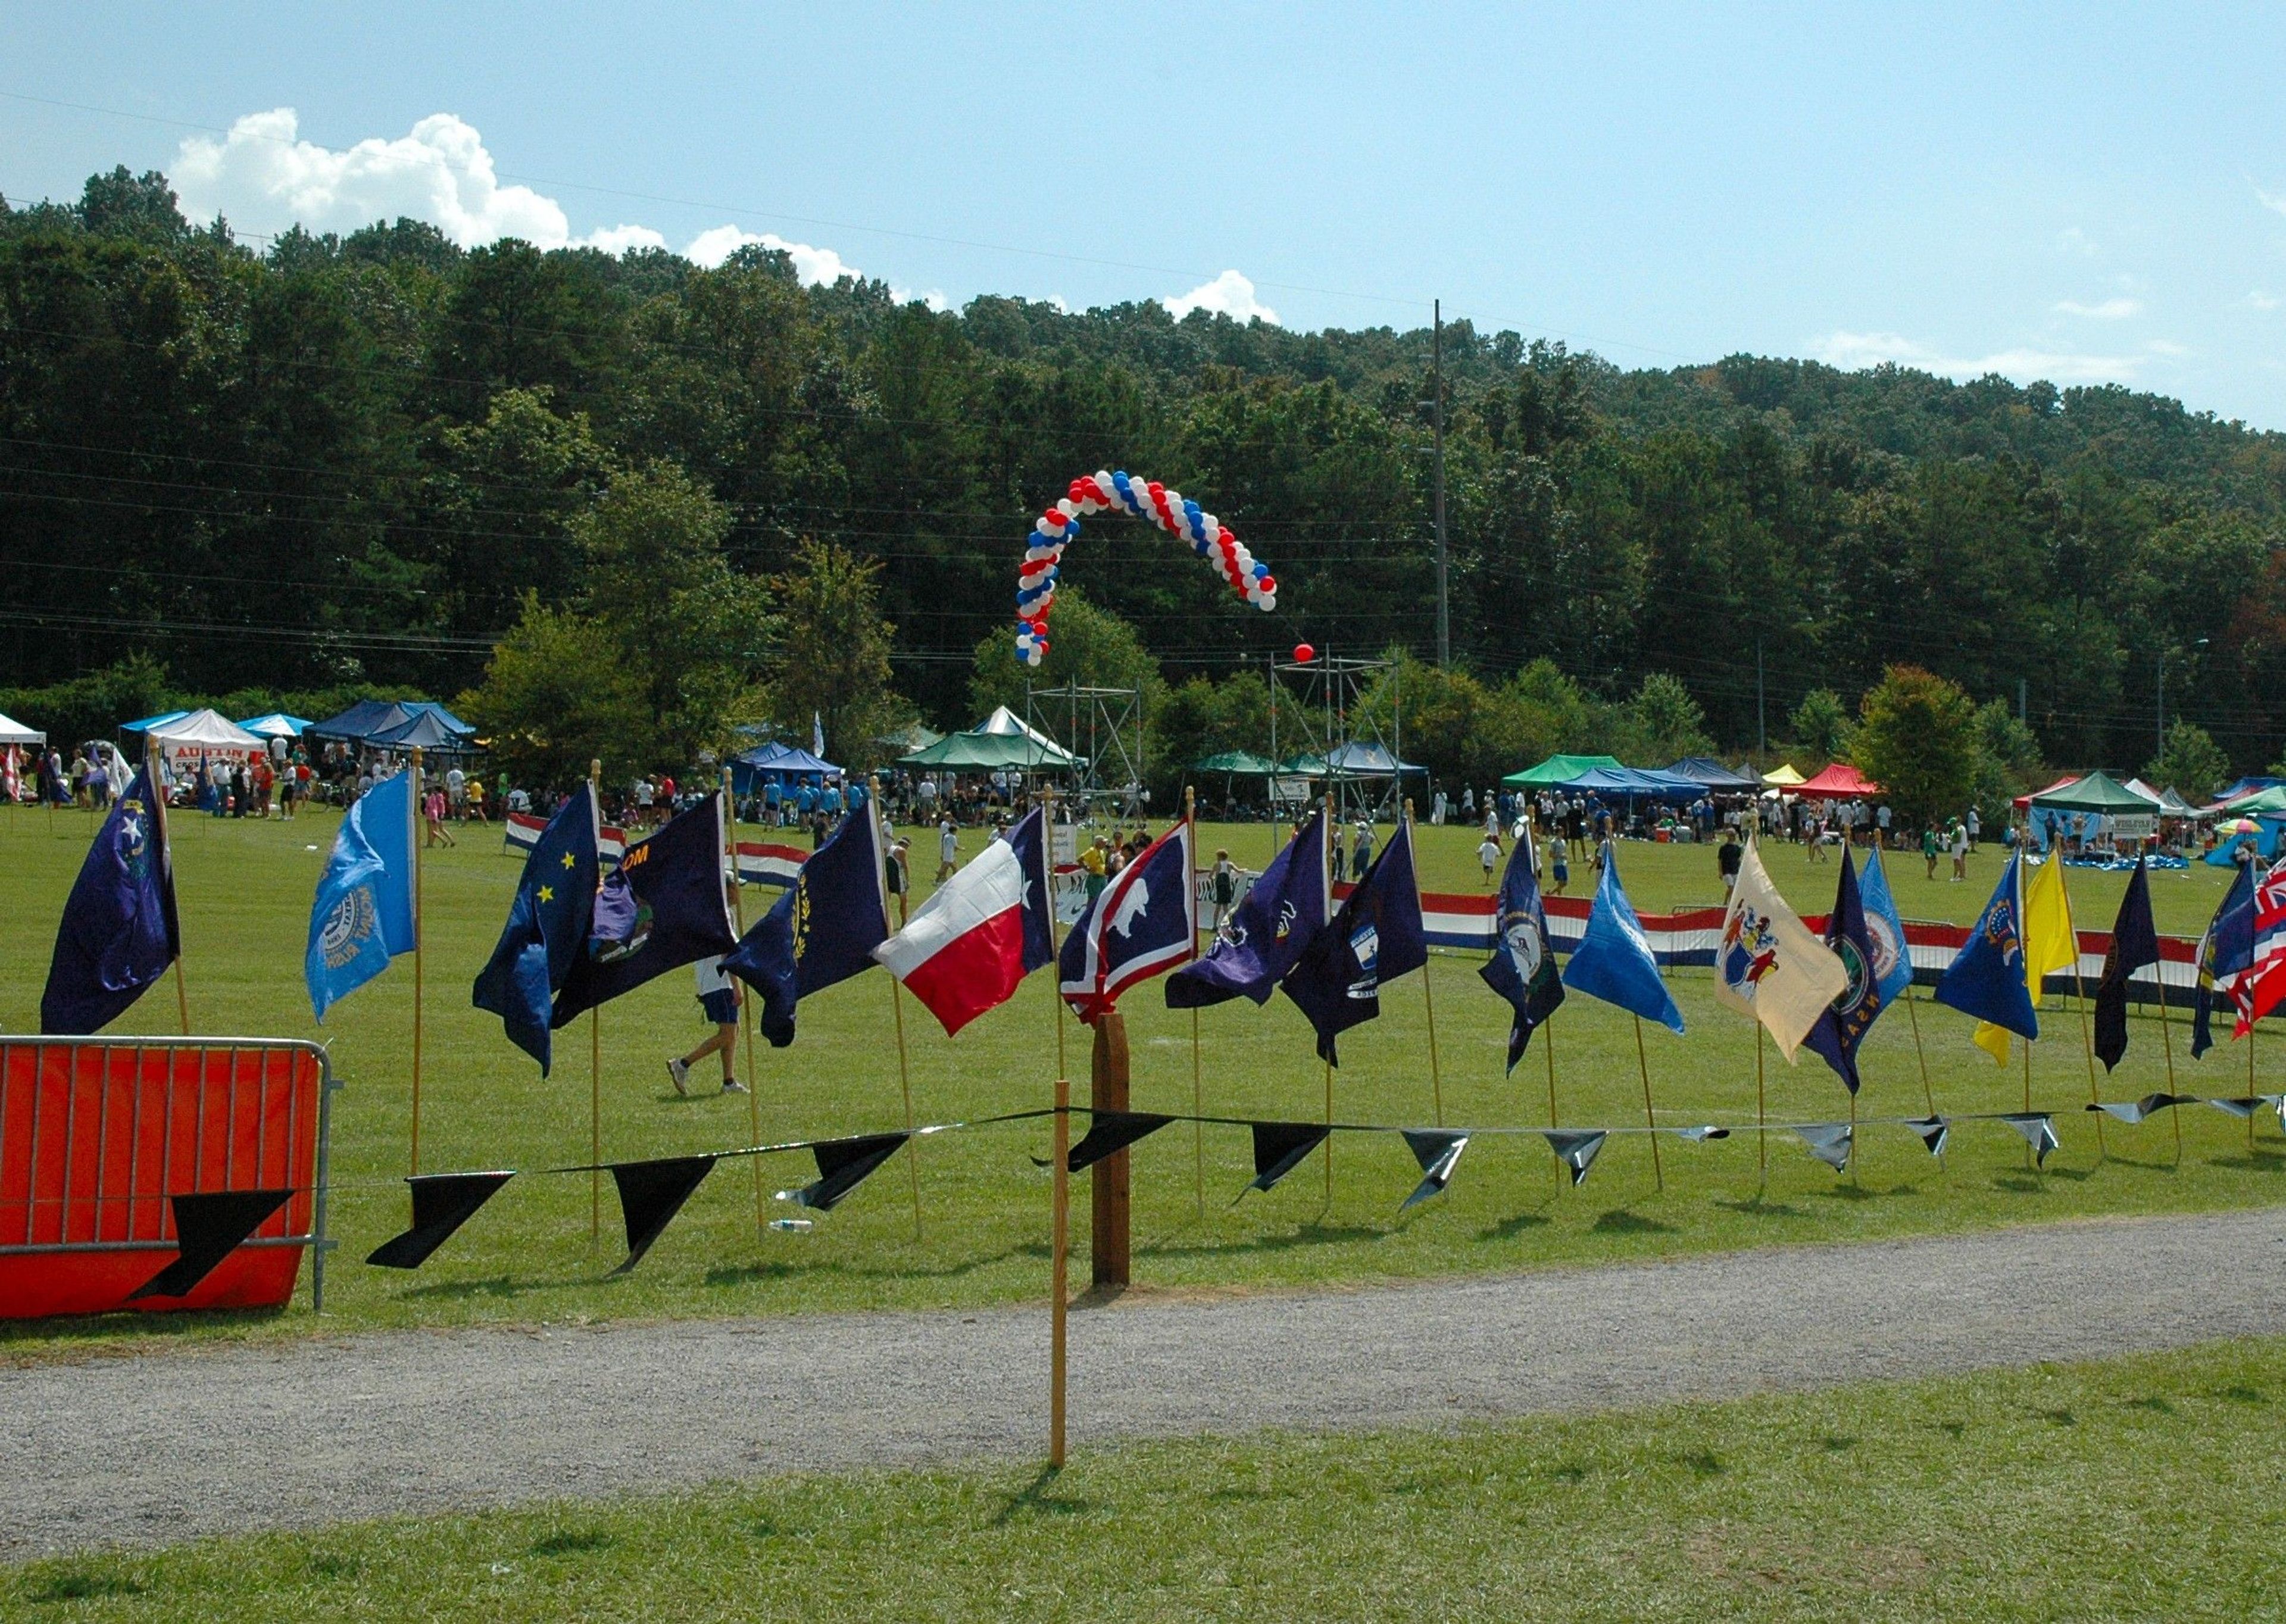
[570,463,776,771]
[1852,666,1980,829]
[1788,688,1853,762]
[1619,672,1714,763]
[967,588,1160,727]
[761,540,908,768]
[2146,720,2230,804]
[1968,699,2044,829]
[457,597,650,787]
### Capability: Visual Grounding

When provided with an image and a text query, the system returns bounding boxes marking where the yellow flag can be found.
[1977,857,2078,1066]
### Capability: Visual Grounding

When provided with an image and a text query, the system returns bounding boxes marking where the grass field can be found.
[2,801,2278,1356]
[8,1332,2282,1619]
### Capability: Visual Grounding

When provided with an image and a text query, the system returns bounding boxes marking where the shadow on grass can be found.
[1136,1222,1384,1261]
[0,1304,286,1354]
[702,1241,1048,1291]
[1714,1195,1809,1219]
[2102,1153,2179,1173]
[396,1275,548,1303]
[1473,1211,1551,1242]
[21,1570,146,1604]
[988,1466,1091,1528]
[530,1529,614,1557]
[2206,1150,2286,1174]
[2123,1395,2176,1414]
[1591,1209,1677,1235]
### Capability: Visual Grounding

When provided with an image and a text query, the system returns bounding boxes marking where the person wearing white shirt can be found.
[667,942,748,1096]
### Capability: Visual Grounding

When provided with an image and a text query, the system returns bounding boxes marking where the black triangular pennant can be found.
[367,1172,516,1269]
[2000,1113,2059,1166]
[1246,1122,1331,1194]
[784,1133,908,1212]
[1904,1115,1950,1156]
[609,1155,717,1274]
[1398,1130,1469,1211]
[127,1189,293,1300]
[2088,1100,2150,1125]
[1794,1122,1853,1172]
[1068,1111,1175,1173]
[2207,1097,2262,1120]
[1544,1129,1607,1186]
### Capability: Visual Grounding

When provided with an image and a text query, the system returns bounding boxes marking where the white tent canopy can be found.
[0,711,45,747]
[145,708,265,754]
[973,704,1062,749]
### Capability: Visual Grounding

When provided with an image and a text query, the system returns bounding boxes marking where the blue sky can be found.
[8,3,2286,424]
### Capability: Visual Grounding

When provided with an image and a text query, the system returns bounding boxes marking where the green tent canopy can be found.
[1192,749,1279,775]
[1502,753,1622,789]
[898,730,1079,773]
[1276,752,1328,777]
[2219,784,2286,816]
[2029,770,2160,815]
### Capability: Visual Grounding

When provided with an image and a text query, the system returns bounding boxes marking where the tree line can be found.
[4,164,2284,799]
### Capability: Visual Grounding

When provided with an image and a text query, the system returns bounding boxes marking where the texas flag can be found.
[1060,822,1197,1024]
[870,807,1053,1036]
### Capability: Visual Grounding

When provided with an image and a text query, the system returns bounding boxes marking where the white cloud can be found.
[174,108,865,288]
[1815,329,2148,385]
[1161,269,1279,324]
[2056,226,2099,257]
[2258,183,2286,218]
[2053,296,2141,320]
[2248,290,2281,311]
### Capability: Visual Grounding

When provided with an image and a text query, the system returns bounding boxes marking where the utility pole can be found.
[1756,637,1766,755]
[1432,299,1449,668]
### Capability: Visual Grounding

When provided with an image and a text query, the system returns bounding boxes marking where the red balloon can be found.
[1293,642,1316,663]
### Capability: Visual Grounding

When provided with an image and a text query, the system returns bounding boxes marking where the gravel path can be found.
[9,1205,2286,1558]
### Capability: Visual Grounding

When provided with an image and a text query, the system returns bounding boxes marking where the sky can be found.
[7,2,2286,424]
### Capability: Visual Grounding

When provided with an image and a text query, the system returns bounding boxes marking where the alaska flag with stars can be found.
[473,786,599,1073]
[724,807,887,1047]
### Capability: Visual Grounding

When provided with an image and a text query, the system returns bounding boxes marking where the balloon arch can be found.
[1013,471,1278,666]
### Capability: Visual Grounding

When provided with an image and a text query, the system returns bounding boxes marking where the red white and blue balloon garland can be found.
[1014,471,1278,666]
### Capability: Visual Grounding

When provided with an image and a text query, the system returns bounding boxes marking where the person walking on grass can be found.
[1950,818,1969,882]
[1210,848,1238,932]
[1352,819,1375,880]
[1548,832,1571,897]
[669,936,749,1096]
[423,782,456,848]
[1922,822,1941,881]
[936,815,959,883]
[1479,828,1502,888]
[1717,828,1743,895]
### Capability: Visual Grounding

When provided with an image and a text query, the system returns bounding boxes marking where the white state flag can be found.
[1715,840,1848,1061]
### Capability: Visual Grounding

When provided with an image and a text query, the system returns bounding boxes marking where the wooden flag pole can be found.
[1545,1019,1559,1128]
[1045,786,1067,1084]
[872,774,922,1240]
[2249,1017,2259,1154]
[1407,798,1444,1127]
[723,770,763,1228]
[1756,1019,1767,1183]
[2152,959,2183,1161]
[1186,786,1204,1219]
[1635,1014,1663,1192]
[410,745,426,1176]
[2066,894,2104,1157]
[144,737,191,1035]
[1048,1070,1069,1468]
[1321,792,1336,1203]
[2022,1030,2035,1174]
[589,759,602,1241]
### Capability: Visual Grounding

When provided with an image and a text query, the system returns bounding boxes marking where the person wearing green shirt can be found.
[1921,823,1940,881]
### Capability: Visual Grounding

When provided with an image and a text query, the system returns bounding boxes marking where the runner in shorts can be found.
[669,942,748,1096]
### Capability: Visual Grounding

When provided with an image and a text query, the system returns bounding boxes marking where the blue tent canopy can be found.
[731,741,841,795]
[1322,742,1428,777]
[1555,765,1704,801]
[120,709,191,735]
[236,712,311,739]
[1663,757,1762,793]
[308,699,409,742]
[368,710,477,751]
[400,700,475,736]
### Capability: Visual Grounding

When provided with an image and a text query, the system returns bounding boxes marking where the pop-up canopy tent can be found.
[368,710,477,752]
[1558,764,1706,801]
[1762,763,1806,788]
[1787,763,1884,798]
[2219,784,2286,817]
[900,729,1079,773]
[730,741,841,795]
[2214,776,2286,810]
[1323,741,1428,779]
[308,699,409,742]
[235,713,311,739]
[1503,753,1622,789]
[972,705,1063,747]
[1665,757,1763,793]
[0,711,45,747]
[1191,749,1279,775]
[2029,770,2154,816]
[120,709,192,736]
[145,709,266,765]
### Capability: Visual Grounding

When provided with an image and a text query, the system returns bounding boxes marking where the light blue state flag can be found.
[1561,842,1684,1032]
[1857,845,1915,1005]
[306,769,416,1021]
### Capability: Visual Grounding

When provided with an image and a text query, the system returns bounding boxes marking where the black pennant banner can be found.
[1544,1129,1607,1186]
[1794,1123,1853,1172]
[2207,1097,2263,1120]
[2088,1092,2187,1125]
[610,1155,717,1274]
[1068,1111,1175,1173]
[2000,1113,2059,1166]
[1398,1130,1469,1212]
[1670,1125,1731,1143]
[367,1172,516,1269]
[785,1133,909,1211]
[129,1189,293,1300]
[1247,1122,1330,1194]
[1904,1115,1950,1156]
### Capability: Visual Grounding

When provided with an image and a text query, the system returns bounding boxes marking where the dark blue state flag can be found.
[1060,822,1196,1023]
[724,807,888,1047]
[40,766,180,1035]
[473,787,599,1073]
[2192,861,2256,1059]
[553,794,738,1029]
[1801,847,1885,1094]
[1479,826,1564,1071]
[1279,819,1426,1066]
[1932,852,2038,1043]
[1167,807,1328,1010]
[2094,852,2160,1072]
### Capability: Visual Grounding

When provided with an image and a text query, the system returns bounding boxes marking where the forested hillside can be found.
[5,165,2285,777]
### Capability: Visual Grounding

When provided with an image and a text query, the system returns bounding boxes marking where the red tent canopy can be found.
[1786,763,1884,798]
[2013,773,2079,813]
